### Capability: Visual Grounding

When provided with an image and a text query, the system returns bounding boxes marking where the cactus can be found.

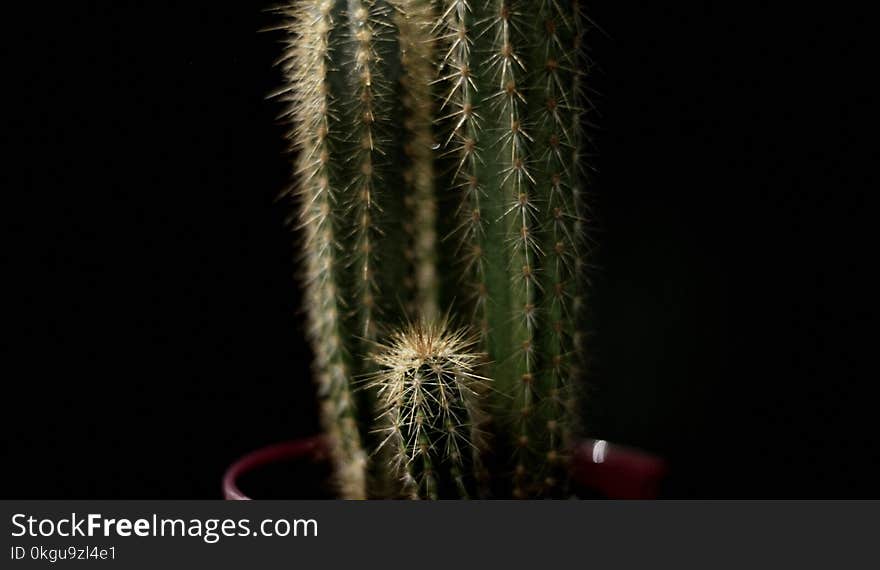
[273,0,592,498]
[432,0,592,497]
[367,318,485,498]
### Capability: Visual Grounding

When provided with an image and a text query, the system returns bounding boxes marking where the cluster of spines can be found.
[367,319,485,499]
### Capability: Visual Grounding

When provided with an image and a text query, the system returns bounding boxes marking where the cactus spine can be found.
[274,0,592,498]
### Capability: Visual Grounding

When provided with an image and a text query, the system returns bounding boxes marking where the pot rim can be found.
[222,436,325,500]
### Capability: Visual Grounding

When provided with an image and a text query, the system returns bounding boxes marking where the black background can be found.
[2,2,872,497]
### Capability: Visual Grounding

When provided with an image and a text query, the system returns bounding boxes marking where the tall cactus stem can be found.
[435,0,489,334]
[486,0,542,497]
[347,0,384,343]
[340,0,413,496]
[397,0,439,321]
[530,0,578,494]
[278,0,367,499]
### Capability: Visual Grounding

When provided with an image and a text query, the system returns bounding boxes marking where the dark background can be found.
[2,2,872,497]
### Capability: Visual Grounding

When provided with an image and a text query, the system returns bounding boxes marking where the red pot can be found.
[223,436,667,500]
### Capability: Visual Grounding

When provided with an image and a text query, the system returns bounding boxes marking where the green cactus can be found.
[367,318,486,498]
[433,0,591,497]
[273,0,592,498]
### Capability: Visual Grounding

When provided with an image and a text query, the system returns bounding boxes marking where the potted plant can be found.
[224,0,666,499]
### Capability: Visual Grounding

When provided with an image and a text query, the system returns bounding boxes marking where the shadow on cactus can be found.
[272,0,594,498]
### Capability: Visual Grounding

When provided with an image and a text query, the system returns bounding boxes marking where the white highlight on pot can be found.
[592,440,608,463]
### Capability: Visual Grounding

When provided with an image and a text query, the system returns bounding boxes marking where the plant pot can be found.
[223,436,667,500]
